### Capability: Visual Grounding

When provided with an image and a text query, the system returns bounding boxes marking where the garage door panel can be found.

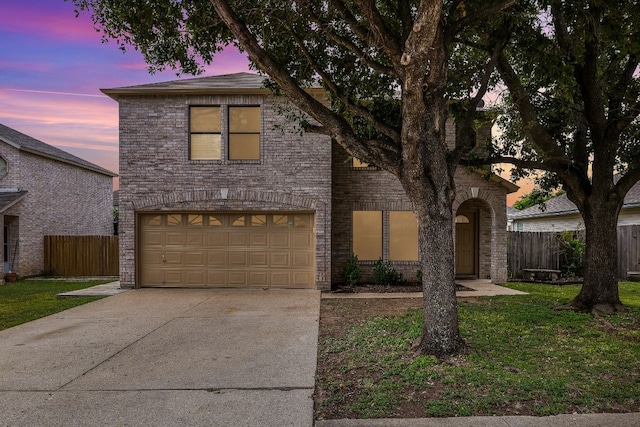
[270,271,290,287]
[186,231,205,246]
[141,269,164,285]
[142,231,163,246]
[185,251,206,266]
[250,232,268,247]
[185,270,206,285]
[141,250,164,265]
[207,251,227,266]
[229,232,249,246]
[228,252,247,266]
[207,270,227,285]
[271,252,290,267]
[166,232,186,246]
[228,271,247,285]
[292,232,312,248]
[164,251,184,265]
[249,252,268,266]
[140,212,314,288]
[292,272,313,287]
[270,233,290,248]
[293,252,312,268]
[164,270,184,285]
[248,271,268,286]
[206,231,227,246]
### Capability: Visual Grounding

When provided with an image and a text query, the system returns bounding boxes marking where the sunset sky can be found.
[0,0,528,203]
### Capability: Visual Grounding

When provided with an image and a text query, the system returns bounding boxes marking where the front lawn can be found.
[0,278,112,331]
[314,281,640,419]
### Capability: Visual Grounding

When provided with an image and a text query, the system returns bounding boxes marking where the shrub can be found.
[372,260,404,286]
[558,231,584,277]
[343,254,361,286]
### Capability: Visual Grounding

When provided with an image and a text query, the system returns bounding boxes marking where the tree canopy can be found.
[488,0,640,312]
[70,0,517,356]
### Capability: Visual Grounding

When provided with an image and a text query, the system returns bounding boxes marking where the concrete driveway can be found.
[0,288,320,427]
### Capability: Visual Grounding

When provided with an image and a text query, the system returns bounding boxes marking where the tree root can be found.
[554,301,628,315]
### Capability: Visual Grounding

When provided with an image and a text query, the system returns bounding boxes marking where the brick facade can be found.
[109,73,515,290]
[115,93,333,289]
[0,143,114,277]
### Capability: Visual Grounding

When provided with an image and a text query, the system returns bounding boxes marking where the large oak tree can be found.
[71,0,514,356]
[486,0,640,313]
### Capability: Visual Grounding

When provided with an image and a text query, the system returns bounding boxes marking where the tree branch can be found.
[210,0,402,172]
[301,5,394,75]
[286,26,401,144]
[496,52,567,160]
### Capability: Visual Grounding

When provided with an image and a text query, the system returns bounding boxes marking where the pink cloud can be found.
[0,1,99,42]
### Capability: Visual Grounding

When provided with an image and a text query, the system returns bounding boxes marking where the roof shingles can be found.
[0,123,116,177]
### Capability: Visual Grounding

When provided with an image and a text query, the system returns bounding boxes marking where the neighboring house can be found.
[509,181,640,232]
[103,72,518,291]
[0,123,117,278]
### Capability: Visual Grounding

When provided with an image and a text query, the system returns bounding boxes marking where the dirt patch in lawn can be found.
[314,297,547,420]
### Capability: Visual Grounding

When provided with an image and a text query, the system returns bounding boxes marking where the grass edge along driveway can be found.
[0,278,113,331]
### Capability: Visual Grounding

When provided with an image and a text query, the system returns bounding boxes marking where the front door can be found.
[455,211,477,277]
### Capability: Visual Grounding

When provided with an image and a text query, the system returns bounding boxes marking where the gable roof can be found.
[510,179,640,220]
[0,124,116,177]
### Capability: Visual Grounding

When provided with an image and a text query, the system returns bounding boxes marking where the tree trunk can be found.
[411,188,467,357]
[566,200,626,314]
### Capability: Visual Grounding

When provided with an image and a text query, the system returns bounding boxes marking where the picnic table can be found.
[523,268,561,281]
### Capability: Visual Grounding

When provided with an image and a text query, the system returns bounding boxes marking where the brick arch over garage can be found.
[453,188,508,284]
[132,189,321,211]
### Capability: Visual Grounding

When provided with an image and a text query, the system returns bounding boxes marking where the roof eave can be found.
[100,86,326,101]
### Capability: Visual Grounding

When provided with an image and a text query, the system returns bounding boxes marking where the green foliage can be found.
[558,231,585,277]
[342,254,361,286]
[513,188,565,210]
[316,282,640,419]
[0,279,108,331]
[372,260,404,286]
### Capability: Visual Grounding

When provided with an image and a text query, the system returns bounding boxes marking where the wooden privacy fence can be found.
[508,225,640,279]
[44,235,119,276]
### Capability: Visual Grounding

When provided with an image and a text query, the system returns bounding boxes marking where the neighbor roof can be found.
[0,124,116,177]
[101,72,326,99]
[510,179,640,220]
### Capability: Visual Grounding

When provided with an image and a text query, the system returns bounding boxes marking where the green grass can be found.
[315,281,640,419]
[0,279,112,331]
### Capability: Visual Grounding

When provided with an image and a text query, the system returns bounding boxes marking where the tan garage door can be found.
[139,212,315,288]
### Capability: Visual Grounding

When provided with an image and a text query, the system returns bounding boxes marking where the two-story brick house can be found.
[103,72,517,291]
[0,123,116,278]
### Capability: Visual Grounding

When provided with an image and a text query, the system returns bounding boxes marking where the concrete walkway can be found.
[0,288,320,426]
[321,279,528,299]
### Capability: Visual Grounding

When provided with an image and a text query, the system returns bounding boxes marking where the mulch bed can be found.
[331,283,474,293]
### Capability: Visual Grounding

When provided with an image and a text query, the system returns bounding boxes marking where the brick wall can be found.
[331,123,511,285]
[117,93,333,289]
[0,146,114,276]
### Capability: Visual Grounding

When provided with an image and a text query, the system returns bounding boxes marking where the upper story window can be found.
[229,106,261,160]
[190,106,221,160]
[189,105,261,161]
